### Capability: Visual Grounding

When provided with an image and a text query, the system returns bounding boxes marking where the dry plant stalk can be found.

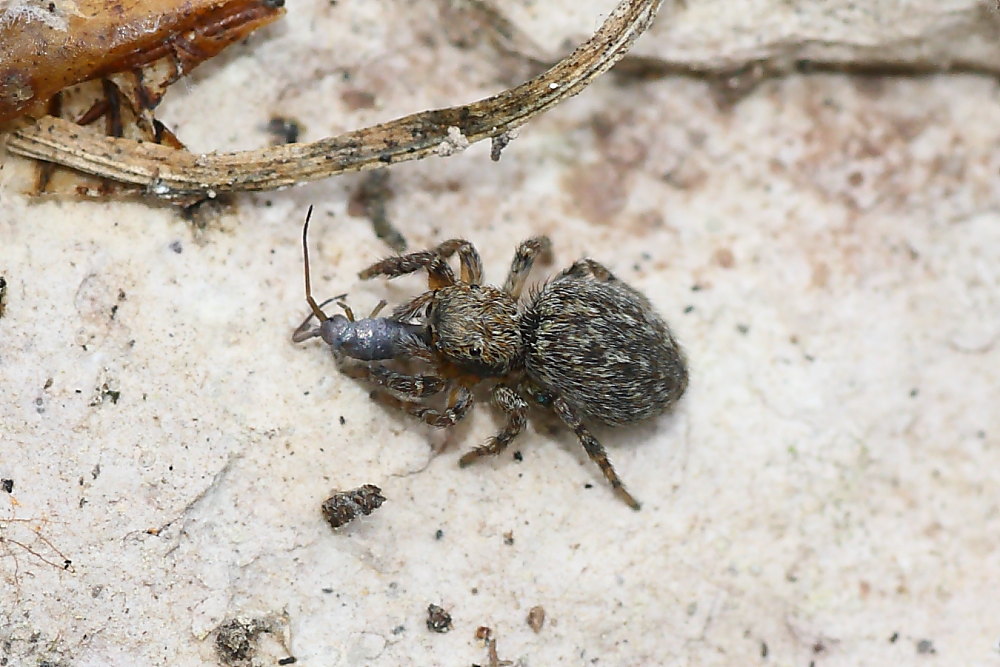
[5,0,663,202]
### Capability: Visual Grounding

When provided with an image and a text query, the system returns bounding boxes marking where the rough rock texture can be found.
[492,0,1000,71]
[2,1,999,665]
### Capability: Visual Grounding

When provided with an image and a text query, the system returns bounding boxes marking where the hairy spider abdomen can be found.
[524,274,687,426]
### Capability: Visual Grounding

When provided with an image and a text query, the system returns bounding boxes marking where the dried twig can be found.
[5,0,663,201]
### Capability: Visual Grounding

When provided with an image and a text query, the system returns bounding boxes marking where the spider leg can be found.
[552,397,641,511]
[398,336,437,364]
[387,293,437,365]
[432,239,483,284]
[391,291,435,322]
[359,239,483,288]
[502,236,552,299]
[359,251,456,289]
[557,258,616,283]
[459,385,528,466]
[340,363,448,400]
[376,384,475,428]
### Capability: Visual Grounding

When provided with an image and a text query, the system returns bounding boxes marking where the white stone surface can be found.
[492,0,1000,70]
[2,1,999,665]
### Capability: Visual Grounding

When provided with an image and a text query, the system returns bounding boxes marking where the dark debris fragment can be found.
[426,604,453,633]
[490,131,513,161]
[265,116,302,145]
[89,382,121,407]
[321,484,385,529]
[214,617,273,664]
[347,170,406,251]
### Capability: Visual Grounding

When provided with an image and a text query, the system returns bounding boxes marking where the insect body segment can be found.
[292,207,429,362]
[293,212,688,510]
[292,305,427,362]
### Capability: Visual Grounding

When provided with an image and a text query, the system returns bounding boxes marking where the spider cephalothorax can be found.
[423,284,522,376]
[296,228,688,510]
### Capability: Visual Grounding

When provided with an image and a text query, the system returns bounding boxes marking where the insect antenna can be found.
[293,207,348,342]
[302,205,329,323]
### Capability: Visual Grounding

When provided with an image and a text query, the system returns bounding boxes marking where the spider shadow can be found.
[523,401,687,489]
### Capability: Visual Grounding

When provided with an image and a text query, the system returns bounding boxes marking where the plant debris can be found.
[1,0,284,202]
[526,605,545,633]
[214,617,273,664]
[321,484,385,529]
[473,626,513,667]
[6,0,663,202]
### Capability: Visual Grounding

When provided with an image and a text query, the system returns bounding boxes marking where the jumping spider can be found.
[293,210,688,509]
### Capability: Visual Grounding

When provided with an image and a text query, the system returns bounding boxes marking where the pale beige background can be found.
[2,1,999,665]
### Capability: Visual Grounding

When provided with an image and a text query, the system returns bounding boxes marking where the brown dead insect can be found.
[321,484,386,529]
[295,222,688,510]
[1,0,285,124]
[1,0,284,197]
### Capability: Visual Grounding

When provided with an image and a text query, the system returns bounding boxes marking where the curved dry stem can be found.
[5,0,662,201]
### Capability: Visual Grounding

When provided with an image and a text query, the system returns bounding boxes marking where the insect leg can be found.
[502,236,552,299]
[291,296,343,343]
[337,301,356,322]
[552,397,641,511]
[459,385,528,466]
